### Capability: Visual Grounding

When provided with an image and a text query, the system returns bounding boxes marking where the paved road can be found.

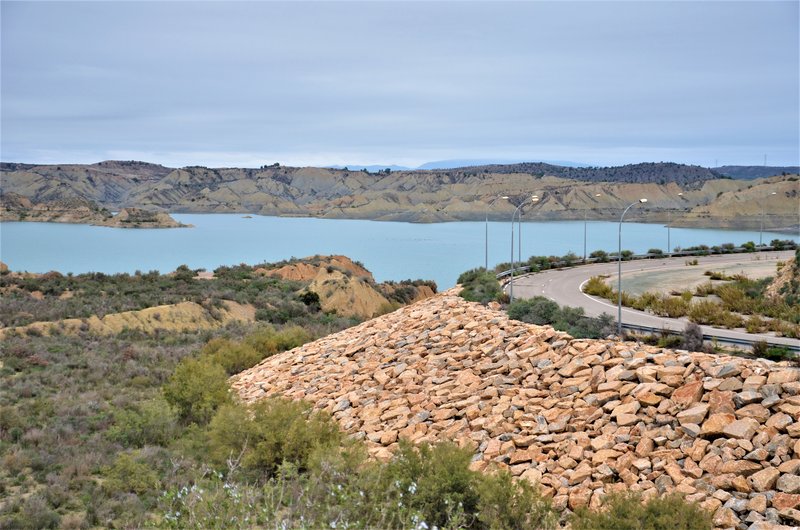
[507,251,800,349]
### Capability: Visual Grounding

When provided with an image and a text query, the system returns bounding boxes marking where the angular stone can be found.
[749,467,780,492]
[766,412,793,432]
[719,460,762,476]
[677,403,709,425]
[708,363,741,379]
[772,493,800,510]
[612,401,641,417]
[777,473,800,494]
[520,467,543,485]
[713,507,739,527]
[672,380,704,406]
[701,413,736,436]
[617,413,639,426]
[768,370,800,385]
[708,390,736,414]
[568,487,592,510]
[723,418,760,440]
[777,508,800,524]
[736,404,771,423]
[734,390,763,407]
[748,494,768,513]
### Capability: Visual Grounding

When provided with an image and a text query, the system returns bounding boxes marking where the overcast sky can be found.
[2,1,798,168]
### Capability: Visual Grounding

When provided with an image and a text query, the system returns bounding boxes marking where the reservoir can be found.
[1,214,797,289]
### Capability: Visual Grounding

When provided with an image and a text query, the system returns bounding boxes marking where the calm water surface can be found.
[1,214,796,289]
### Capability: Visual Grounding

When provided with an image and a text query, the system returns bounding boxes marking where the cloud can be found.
[1,1,797,166]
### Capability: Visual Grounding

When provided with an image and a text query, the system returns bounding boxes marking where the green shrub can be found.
[507,297,614,339]
[458,268,502,304]
[208,398,342,478]
[589,250,609,262]
[694,281,714,296]
[653,296,689,318]
[583,276,613,299]
[570,492,712,530]
[508,298,559,325]
[380,441,479,529]
[745,315,765,334]
[163,358,231,425]
[12,495,60,529]
[200,338,261,375]
[107,398,179,447]
[103,452,160,495]
[476,469,557,530]
[246,325,311,356]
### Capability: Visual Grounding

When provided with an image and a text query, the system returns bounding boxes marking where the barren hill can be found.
[233,290,800,529]
[2,161,796,229]
[0,192,187,228]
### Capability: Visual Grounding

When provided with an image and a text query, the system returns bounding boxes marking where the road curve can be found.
[508,251,800,349]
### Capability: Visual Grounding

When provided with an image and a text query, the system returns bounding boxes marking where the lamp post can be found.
[617,199,648,337]
[759,192,778,246]
[518,196,540,265]
[667,192,683,256]
[584,193,602,262]
[485,195,509,270]
[509,195,538,302]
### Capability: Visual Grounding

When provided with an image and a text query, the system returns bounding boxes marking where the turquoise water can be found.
[0,214,796,289]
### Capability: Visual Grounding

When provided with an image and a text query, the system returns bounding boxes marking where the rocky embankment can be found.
[233,290,800,529]
[0,192,187,228]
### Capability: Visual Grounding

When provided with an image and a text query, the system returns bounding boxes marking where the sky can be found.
[1,1,798,168]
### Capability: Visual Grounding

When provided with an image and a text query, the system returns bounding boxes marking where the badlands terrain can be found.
[1,160,797,229]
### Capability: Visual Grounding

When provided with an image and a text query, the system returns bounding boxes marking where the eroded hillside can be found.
[233,290,800,529]
[2,161,797,229]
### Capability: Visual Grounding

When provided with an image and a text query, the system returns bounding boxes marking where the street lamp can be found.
[485,195,509,270]
[667,192,683,256]
[759,192,778,246]
[509,195,538,302]
[584,193,602,262]
[617,198,648,337]
[518,195,540,265]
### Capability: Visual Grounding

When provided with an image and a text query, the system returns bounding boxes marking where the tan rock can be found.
[568,487,592,510]
[719,460,762,476]
[707,390,736,415]
[773,493,800,510]
[722,418,760,440]
[768,369,800,385]
[671,380,704,406]
[749,467,780,492]
[677,404,709,425]
[701,413,736,436]
[712,507,739,528]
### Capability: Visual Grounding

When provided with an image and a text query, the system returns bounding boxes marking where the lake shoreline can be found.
[3,214,797,289]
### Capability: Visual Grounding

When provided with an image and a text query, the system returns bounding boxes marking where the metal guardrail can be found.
[495,245,795,280]
[620,322,800,353]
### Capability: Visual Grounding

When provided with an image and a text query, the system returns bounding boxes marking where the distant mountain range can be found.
[712,165,800,180]
[327,158,591,172]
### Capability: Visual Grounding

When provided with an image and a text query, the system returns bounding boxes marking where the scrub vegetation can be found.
[583,255,800,339]
[2,263,711,528]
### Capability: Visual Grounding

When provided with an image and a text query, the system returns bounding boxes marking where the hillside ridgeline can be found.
[2,161,797,229]
[0,192,187,228]
[234,290,800,529]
